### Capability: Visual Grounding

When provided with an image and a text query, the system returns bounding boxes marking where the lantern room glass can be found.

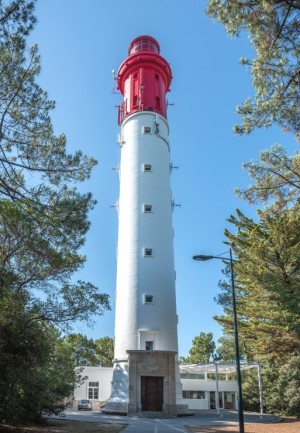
[129,36,160,55]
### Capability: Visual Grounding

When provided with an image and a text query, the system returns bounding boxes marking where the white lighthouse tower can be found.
[105,36,188,417]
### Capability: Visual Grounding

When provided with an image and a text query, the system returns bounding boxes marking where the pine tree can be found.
[180,332,216,364]
[207,0,300,137]
[216,207,300,361]
[235,144,300,207]
[0,1,110,423]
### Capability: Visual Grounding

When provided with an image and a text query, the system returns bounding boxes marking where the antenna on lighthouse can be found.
[170,162,179,173]
[171,199,181,211]
[167,99,174,107]
[111,69,118,94]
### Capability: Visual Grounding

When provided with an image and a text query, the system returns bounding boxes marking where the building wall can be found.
[73,366,238,411]
[74,367,113,405]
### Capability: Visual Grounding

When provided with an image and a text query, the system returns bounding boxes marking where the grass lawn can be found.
[0,419,127,433]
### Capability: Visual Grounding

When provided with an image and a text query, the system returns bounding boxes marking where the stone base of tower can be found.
[104,351,190,417]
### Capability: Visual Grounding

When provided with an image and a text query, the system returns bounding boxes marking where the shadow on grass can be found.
[0,419,127,433]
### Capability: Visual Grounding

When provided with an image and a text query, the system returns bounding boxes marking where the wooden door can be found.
[141,376,163,411]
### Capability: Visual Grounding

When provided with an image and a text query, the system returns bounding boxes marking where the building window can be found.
[180,372,205,380]
[145,341,154,350]
[144,294,154,304]
[183,391,205,399]
[188,373,205,380]
[143,164,152,172]
[88,382,99,399]
[144,248,153,257]
[143,126,151,134]
[155,96,160,108]
[143,204,152,213]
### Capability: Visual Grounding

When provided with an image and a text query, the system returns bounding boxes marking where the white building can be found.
[74,363,261,412]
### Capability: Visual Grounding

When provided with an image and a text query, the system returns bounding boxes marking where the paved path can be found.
[57,409,281,433]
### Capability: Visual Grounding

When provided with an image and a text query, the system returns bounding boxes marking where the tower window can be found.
[145,341,154,350]
[144,248,153,257]
[143,204,152,213]
[143,164,152,172]
[143,126,151,134]
[132,73,139,108]
[144,294,154,304]
[155,96,160,108]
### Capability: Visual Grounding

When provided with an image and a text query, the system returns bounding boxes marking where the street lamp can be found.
[193,248,244,433]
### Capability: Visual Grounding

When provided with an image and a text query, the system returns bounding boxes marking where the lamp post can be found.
[193,248,244,433]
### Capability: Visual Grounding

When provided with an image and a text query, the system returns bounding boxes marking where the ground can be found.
[186,417,300,432]
[0,417,299,433]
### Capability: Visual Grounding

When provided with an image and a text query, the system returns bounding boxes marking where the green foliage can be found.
[64,334,114,367]
[241,368,260,413]
[206,1,300,417]
[0,0,110,425]
[95,336,114,367]
[235,144,300,207]
[0,291,77,424]
[206,0,300,137]
[180,332,216,364]
[0,198,110,331]
[276,355,300,417]
[216,334,236,362]
[64,333,98,366]
[246,358,300,418]
[216,206,300,361]
[0,0,96,208]
[214,205,300,415]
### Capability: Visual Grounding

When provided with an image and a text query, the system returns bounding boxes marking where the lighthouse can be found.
[105,36,188,416]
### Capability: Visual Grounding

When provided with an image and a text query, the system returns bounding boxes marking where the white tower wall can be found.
[114,111,178,359]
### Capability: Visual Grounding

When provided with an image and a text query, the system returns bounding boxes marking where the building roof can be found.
[179,363,259,374]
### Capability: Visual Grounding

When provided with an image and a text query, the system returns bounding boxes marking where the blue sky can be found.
[30,1,296,357]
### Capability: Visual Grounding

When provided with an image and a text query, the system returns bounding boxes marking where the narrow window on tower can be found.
[144,248,153,257]
[154,73,161,108]
[143,126,151,134]
[133,95,138,107]
[144,294,154,304]
[143,163,152,172]
[145,341,154,351]
[143,204,152,213]
[132,73,139,108]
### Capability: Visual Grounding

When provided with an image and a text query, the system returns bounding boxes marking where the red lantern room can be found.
[117,36,172,124]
